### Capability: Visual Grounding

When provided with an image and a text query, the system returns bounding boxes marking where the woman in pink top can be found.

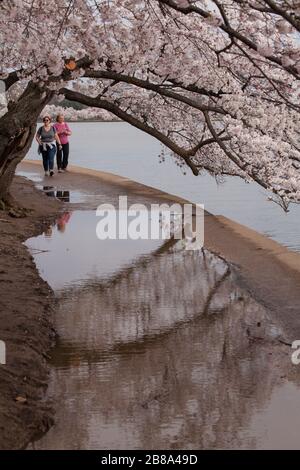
[54,114,72,172]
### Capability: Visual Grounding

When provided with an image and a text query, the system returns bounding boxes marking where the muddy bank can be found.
[0,176,61,449]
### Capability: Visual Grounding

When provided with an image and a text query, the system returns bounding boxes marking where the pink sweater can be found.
[54,122,71,145]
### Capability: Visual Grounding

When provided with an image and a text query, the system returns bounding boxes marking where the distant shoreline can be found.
[37,119,120,123]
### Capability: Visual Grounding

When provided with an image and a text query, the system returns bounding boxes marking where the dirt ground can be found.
[0,176,62,449]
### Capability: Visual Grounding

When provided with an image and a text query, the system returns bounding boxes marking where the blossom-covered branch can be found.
[0,0,299,206]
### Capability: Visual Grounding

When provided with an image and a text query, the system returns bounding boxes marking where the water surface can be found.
[26,214,299,449]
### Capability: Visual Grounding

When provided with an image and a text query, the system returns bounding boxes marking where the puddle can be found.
[17,166,170,209]
[38,185,87,204]
[246,382,300,449]
[25,218,300,449]
[20,165,300,449]
[25,210,164,290]
[17,169,88,204]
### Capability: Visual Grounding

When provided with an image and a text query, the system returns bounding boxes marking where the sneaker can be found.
[44,171,49,177]
[58,169,64,173]
[50,170,54,177]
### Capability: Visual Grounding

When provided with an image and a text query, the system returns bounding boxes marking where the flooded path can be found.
[19,162,300,449]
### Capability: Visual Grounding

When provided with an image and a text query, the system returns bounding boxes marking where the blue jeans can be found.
[41,145,56,172]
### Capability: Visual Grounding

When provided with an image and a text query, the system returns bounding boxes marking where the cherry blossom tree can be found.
[0,0,299,208]
[41,104,118,121]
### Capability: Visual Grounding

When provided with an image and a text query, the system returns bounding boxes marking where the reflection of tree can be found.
[35,245,293,450]
[52,247,233,355]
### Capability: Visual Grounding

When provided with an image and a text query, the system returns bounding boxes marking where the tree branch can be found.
[158,0,299,79]
[84,69,227,115]
[60,87,202,175]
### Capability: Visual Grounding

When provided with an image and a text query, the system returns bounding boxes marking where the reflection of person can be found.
[56,190,70,203]
[43,186,55,198]
[57,211,71,232]
[36,115,62,177]
[54,114,72,173]
[44,226,53,238]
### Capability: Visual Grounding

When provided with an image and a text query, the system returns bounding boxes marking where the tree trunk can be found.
[0,82,53,206]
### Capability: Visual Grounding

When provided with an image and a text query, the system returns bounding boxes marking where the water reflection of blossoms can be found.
[36,242,297,449]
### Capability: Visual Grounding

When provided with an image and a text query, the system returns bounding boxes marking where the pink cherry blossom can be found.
[0,0,300,207]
